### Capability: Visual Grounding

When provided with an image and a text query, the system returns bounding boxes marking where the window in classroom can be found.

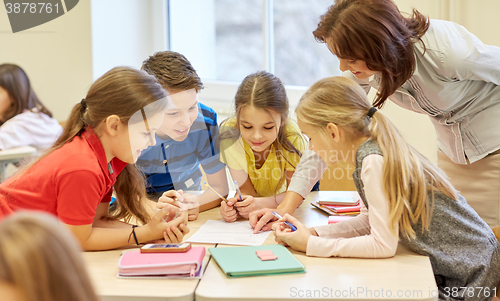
[168,0,341,87]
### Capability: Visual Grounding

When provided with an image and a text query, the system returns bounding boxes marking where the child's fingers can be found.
[280,214,302,227]
[221,201,235,210]
[154,207,170,222]
[170,226,185,242]
[160,190,183,205]
[179,223,190,235]
[164,227,180,243]
[233,196,253,207]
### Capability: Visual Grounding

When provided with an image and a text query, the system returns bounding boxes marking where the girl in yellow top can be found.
[219,71,306,222]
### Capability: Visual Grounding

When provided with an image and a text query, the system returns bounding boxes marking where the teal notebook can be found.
[209,245,305,278]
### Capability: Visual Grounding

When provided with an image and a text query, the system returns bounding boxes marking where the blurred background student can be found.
[0,64,62,153]
[0,212,100,301]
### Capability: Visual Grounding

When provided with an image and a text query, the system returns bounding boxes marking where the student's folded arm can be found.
[62,223,145,251]
[306,155,398,259]
[92,202,132,229]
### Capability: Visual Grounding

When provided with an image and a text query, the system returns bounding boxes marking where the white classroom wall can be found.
[0,0,92,121]
[1,0,499,163]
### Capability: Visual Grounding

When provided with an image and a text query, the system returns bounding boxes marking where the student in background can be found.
[0,67,188,250]
[252,0,500,231]
[0,212,100,301]
[218,71,306,222]
[136,51,228,221]
[273,76,500,300]
[0,64,62,153]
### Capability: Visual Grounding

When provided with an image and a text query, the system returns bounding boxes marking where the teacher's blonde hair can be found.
[0,212,100,301]
[296,76,457,238]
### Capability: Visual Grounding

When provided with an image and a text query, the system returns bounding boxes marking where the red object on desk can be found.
[322,201,362,213]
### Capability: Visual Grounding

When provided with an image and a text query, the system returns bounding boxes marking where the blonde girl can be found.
[274,76,500,300]
[0,67,188,250]
[0,212,100,301]
[219,71,306,222]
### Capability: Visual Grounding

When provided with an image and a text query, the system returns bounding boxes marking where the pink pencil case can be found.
[118,246,205,277]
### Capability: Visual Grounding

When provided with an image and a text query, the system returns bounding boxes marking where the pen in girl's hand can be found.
[233,180,243,201]
[204,182,229,203]
[272,211,297,232]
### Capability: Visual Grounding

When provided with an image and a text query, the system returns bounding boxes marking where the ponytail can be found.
[369,112,457,238]
[14,67,167,225]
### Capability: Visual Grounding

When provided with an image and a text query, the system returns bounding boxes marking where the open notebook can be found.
[209,245,305,278]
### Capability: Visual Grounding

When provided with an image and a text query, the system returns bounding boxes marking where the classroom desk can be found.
[82,193,218,301]
[195,192,438,301]
[84,192,438,301]
[0,146,36,182]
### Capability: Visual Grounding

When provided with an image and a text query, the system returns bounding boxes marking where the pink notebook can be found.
[323,202,362,213]
[118,246,205,277]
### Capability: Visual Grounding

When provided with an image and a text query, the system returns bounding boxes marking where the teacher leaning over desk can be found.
[250,0,500,230]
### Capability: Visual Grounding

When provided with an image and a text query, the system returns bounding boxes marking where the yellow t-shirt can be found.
[219,118,306,197]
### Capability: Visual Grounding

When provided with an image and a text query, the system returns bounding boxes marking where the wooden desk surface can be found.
[195,192,438,301]
[84,192,437,301]
[83,191,217,301]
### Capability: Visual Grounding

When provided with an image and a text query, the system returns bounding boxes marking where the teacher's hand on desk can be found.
[272,214,317,253]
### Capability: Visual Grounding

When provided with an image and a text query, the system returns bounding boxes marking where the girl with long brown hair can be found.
[274,76,500,300]
[0,64,62,153]
[0,67,189,250]
[218,71,306,222]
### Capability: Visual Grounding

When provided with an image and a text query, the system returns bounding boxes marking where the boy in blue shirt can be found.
[136,51,228,220]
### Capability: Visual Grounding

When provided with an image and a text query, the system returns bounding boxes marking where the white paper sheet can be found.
[186,220,271,246]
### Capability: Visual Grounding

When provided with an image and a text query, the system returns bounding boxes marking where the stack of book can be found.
[310,191,362,224]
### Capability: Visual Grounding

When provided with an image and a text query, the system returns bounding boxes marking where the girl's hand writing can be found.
[233,195,258,219]
[272,214,310,253]
[220,199,238,222]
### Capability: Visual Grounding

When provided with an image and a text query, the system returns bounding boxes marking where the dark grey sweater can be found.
[353,139,500,301]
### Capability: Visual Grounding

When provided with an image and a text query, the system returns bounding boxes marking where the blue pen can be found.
[272,211,297,232]
[233,180,243,201]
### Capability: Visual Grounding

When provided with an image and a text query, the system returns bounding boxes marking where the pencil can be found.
[204,181,229,203]
[233,180,243,201]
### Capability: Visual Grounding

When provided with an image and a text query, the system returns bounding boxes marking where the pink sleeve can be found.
[306,154,399,258]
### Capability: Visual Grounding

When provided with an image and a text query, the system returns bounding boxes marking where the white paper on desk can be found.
[186,220,271,246]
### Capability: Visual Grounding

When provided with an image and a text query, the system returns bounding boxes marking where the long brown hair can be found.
[0,212,100,301]
[21,67,168,224]
[0,64,53,124]
[313,0,429,108]
[296,77,457,238]
[219,71,304,196]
